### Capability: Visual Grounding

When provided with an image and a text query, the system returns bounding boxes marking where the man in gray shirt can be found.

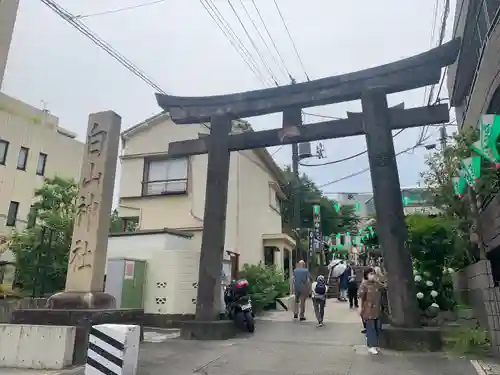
[293,260,312,321]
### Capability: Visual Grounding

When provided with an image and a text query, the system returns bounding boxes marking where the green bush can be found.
[239,263,289,311]
[407,215,456,311]
[444,327,491,355]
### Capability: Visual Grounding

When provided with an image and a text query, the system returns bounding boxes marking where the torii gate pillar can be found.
[362,88,420,327]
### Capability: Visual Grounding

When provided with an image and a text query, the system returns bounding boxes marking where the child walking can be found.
[311,275,328,327]
[359,268,383,355]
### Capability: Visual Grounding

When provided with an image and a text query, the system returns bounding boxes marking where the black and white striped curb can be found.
[85,324,140,375]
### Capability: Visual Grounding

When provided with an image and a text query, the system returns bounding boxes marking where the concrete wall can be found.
[452,261,500,355]
[0,298,46,323]
[0,324,75,369]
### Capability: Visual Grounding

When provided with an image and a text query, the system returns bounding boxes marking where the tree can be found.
[10,176,78,295]
[280,166,359,238]
[421,128,499,262]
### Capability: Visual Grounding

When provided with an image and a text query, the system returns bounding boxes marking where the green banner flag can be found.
[469,114,500,167]
[482,114,500,161]
[471,140,498,165]
[461,156,481,188]
[451,173,466,197]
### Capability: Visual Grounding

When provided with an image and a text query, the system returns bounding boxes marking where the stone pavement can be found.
[1,300,492,375]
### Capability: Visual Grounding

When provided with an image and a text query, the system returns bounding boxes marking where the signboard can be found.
[124,260,135,280]
[312,204,322,252]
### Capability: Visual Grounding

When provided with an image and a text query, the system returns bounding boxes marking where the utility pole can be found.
[439,124,447,152]
[292,133,304,263]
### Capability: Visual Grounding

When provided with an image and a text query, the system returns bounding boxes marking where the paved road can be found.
[1,300,489,375]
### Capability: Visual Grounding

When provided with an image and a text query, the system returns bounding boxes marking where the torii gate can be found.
[156,38,460,327]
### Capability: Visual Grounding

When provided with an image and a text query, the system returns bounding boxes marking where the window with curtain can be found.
[143,157,188,195]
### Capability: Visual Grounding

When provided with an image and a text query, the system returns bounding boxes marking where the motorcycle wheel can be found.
[234,311,247,331]
[244,311,255,333]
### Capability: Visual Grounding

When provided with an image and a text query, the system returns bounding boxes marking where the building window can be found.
[122,217,139,232]
[0,140,8,165]
[36,153,47,176]
[6,201,19,227]
[142,157,188,196]
[17,147,29,170]
[269,186,281,212]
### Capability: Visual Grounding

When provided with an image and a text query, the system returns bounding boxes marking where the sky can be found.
[3,0,458,202]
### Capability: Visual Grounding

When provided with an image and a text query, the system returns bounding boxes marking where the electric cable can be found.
[236,0,289,83]
[272,0,310,81]
[226,0,280,86]
[423,0,441,105]
[250,0,295,82]
[200,0,274,87]
[73,0,165,19]
[317,135,433,189]
[40,0,167,94]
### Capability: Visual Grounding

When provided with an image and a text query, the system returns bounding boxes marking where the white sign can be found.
[124,261,135,280]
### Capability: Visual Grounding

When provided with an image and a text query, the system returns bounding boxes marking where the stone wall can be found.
[453,260,500,355]
[0,298,47,323]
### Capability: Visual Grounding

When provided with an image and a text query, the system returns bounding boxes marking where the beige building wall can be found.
[0,93,84,262]
[0,0,19,90]
[119,114,285,267]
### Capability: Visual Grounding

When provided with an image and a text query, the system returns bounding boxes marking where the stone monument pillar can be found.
[47,111,121,309]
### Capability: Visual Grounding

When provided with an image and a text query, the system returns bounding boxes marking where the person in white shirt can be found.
[311,275,328,327]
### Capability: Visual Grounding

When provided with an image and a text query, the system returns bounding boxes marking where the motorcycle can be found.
[223,278,255,333]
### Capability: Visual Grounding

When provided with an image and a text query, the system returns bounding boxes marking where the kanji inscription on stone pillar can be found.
[65,111,121,292]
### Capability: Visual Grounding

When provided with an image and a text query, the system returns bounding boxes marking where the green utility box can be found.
[105,257,146,309]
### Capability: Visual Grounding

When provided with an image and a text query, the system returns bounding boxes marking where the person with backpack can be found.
[311,275,328,327]
[346,262,359,308]
[292,260,312,321]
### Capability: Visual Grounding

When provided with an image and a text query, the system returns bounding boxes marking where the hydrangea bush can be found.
[407,215,457,311]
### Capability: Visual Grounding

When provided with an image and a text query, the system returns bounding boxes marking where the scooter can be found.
[224,279,255,333]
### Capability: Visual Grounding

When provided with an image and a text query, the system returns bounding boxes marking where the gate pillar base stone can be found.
[9,307,144,365]
[379,324,444,351]
[180,320,239,340]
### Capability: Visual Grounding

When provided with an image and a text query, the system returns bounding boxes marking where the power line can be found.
[317,138,431,189]
[226,0,279,85]
[236,0,289,83]
[423,0,441,105]
[272,0,310,81]
[250,0,295,82]
[74,0,165,19]
[40,0,167,94]
[199,0,273,87]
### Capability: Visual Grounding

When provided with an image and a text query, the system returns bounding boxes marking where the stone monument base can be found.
[379,324,443,351]
[180,320,238,340]
[45,291,116,309]
[10,308,144,365]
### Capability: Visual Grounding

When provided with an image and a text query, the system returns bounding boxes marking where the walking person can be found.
[311,275,328,327]
[346,262,359,308]
[292,260,312,321]
[338,261,348,302]
[359,267,383,355]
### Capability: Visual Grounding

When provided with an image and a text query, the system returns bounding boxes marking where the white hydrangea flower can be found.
[447,268,454,274]
[423,271,430,277]
[431,302,439,308]
[414,275,422,282]
[416,292,424,299]
[426,280,434,287]
[430,290,438,298]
